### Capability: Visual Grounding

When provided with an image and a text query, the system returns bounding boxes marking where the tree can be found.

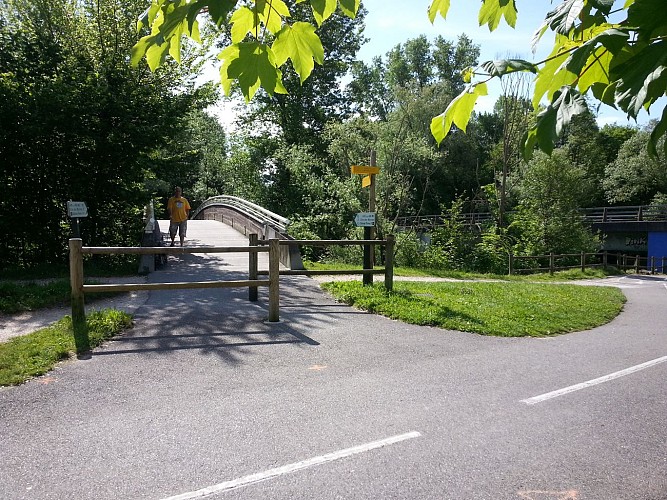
[603,129,667,205]
[511,149,600,256]
[136,1,667,159]
[0,0,212,268]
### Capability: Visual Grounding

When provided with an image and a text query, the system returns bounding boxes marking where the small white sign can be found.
[354,212,376,227]
[67,201,88,218]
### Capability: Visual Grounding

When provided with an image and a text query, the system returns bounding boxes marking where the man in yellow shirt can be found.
[167,187,191,247]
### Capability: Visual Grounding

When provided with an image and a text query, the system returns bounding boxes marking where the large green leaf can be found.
[613,40,667,117]
[478,0,517,31]
[207,0,239,26]
[524,86,587,160]
[431,83,488,144]
[230,6,259,43]
[428,0,451,23]
[310,0,337,26]
[220,42,287,101]
[627,0,667,41]
[532,40,577,109]
[338,0,360,18]
[648,105,667,157]
[256,0,291,34]
[272,22,324,83]
[480,59,537,77]
[545,0,584,35]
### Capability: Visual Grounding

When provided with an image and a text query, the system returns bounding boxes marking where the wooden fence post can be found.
[635,254,640,273]
[69,238,90,354]
[549,253,555,274]
[622,254,627,271]
[581,251,585,272]
[384,234,394,292]
[268,238,280,322]
[651,256,656,275]
[603,251,608,269]
[248,233,258,302]
[508,253,514,275]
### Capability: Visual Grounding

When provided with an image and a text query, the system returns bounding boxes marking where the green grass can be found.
[321,281,625,337]
[0,280,122,314]
[0,309,133,386]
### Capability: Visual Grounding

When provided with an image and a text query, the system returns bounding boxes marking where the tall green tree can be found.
[0,0,212,268]
[603,129,667,205]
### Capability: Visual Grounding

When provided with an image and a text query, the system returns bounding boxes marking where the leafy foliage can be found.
[133,0,359,101]
[0,0,213,269]
[429,0,667,157]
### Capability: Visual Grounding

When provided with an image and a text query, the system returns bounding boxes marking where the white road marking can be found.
[522,356,667,405]
[161,431,422,500]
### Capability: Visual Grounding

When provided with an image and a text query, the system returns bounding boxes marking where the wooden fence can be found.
[509,251,667,275]
[68,238,280,354]
[250,234,396,292]
[69,235,395,354]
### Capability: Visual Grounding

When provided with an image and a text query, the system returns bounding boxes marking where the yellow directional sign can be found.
[361,175,372,188]
[351,165,380,175]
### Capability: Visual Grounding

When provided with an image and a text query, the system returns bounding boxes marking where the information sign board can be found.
[354,212,376,227]
[67,201,88,218]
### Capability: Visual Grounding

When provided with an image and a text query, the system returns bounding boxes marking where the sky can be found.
[209,0,654,129]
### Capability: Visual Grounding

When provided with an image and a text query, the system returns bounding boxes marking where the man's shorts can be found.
[169,221,187,238]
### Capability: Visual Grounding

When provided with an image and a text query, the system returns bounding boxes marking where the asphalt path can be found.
[2,220,667,500]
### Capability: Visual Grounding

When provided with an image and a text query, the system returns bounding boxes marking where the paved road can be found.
[2,220,667,500]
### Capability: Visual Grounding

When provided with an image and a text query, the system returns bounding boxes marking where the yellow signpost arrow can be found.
[351,165,380,175]
[361,175,371,188]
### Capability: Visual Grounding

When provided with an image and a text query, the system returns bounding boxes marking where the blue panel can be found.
[648,232,667,272]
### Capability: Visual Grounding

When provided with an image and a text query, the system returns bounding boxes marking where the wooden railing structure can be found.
[509,251,667,275]
[69,235,395,354]
[68,238,280,354]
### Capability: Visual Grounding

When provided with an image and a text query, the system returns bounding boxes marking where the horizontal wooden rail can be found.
[258,239,382,246]
[83,280,270,293]
[82,246,266,255]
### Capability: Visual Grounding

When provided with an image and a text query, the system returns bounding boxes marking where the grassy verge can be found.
[0,280,123,314]
[0,309,133,386]
[321,281,625,337]
[304,260,617,282]
[0,256,138,281]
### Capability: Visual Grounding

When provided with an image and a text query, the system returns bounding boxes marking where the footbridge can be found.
[191,195,304,270]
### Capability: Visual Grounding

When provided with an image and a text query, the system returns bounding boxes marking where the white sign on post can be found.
[354,212,376,227]
[67,201,88,218]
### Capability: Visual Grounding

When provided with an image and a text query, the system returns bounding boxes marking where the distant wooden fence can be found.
[509,251,667,275]
[68,238,280,354]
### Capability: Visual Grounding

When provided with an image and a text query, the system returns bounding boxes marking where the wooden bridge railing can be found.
[69,238,280,354]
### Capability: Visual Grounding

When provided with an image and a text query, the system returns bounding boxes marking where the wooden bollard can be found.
[69,239,90,354]
[249,233,258,302]
[268,238,280,322]
[384,235,395,292]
